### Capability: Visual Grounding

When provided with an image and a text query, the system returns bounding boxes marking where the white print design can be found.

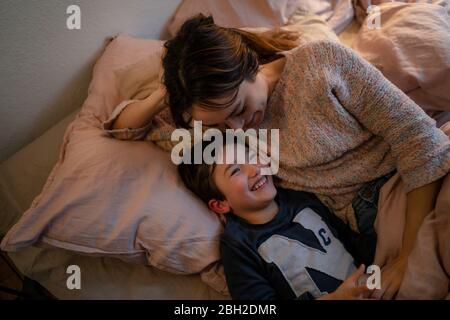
[257,207,355,298]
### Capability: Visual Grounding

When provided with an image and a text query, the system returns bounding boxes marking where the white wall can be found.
[0,0,181,162]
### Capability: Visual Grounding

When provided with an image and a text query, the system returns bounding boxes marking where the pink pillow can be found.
[167,0,354,35]
[352,1,450,120]
[0,35,224,287]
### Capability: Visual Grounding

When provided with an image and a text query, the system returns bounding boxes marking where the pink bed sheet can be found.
[375,122,450,299]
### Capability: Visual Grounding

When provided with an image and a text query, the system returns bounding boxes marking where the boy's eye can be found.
[231,167,240,176]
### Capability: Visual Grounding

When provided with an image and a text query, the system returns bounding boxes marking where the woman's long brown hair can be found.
[162,14,297,128]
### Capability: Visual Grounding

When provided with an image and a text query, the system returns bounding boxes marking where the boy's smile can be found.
[251,176,269,191]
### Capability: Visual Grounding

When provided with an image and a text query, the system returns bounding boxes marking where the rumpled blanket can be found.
[375,122,450,299]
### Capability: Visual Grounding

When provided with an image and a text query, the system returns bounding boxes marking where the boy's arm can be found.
[319,265,373,300]
[220,239,278,300]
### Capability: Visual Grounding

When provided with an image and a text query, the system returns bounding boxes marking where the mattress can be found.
[0,19,362,300]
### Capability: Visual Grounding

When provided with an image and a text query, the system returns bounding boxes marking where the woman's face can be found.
[191,71,269,130]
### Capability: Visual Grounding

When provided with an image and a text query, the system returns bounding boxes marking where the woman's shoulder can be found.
[274,40,346,93]
[280,40,367,90]
[288,40,356,67]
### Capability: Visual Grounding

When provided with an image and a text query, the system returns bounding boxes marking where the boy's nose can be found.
[250,151,270,168]
[246,164,261,178]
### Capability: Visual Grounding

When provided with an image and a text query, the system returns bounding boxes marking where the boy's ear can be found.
[208,199,231,215]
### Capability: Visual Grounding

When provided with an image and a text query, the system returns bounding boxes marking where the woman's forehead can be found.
[190,81,248,125]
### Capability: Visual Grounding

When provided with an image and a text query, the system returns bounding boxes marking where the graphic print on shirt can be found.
[257,207,355,298]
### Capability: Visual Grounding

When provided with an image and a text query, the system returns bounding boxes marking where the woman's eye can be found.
[236,106,246,116]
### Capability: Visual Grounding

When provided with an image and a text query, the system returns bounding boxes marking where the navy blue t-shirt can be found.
[220,188,376,300]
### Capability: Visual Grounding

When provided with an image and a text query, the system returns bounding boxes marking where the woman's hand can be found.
[111,66,168,131]
[144,65,168,116]
[320,265,374,300]
[156,65,167,102]
[370,255,408,300]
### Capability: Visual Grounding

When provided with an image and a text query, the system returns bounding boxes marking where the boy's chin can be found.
[262,181,277,195]
[255,185,277,201]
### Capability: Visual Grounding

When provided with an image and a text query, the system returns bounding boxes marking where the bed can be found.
[1,1,449,299]
[0,16,360,303]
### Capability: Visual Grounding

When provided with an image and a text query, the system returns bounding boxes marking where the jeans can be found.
[352,171,396,235]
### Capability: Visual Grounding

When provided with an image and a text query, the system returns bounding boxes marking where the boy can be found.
[178,140,376,300]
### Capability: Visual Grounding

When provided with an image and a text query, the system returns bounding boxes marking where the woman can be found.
[105,14,450,299]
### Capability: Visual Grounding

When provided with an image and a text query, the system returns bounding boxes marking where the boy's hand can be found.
[322,265,375,300]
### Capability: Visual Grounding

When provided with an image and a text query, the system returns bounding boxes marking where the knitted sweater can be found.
[265,40,450,230]
[103,40,450,231]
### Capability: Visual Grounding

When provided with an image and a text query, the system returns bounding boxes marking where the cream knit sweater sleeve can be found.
[317,40,450,193]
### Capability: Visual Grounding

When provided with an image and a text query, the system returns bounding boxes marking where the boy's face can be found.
[209,143,277,217]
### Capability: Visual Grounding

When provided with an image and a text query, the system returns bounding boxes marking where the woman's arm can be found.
[316,41,450,298]
[320,41,450,194]
[403,179,442,256]
[112,86,167,130]
[374,178,442,299]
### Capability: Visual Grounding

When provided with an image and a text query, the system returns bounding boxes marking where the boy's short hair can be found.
[177,140,225,205]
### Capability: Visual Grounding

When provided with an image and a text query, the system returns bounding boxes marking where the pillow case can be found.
[167,0,354,36]
[352,1,450,126]
[0,35,224,284]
